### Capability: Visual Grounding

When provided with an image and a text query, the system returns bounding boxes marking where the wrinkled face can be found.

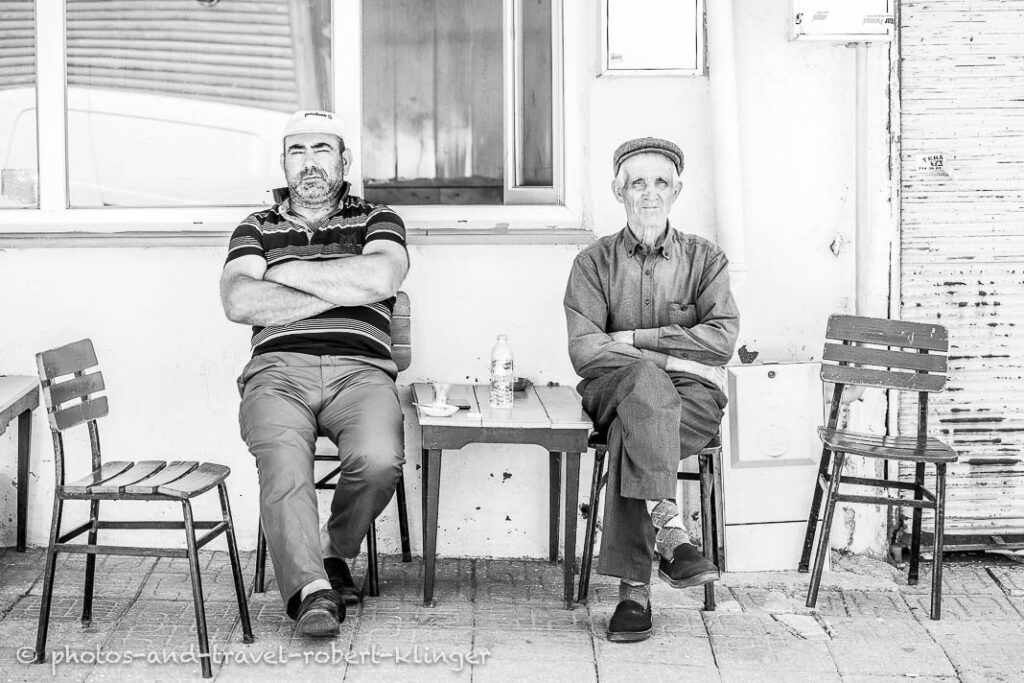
[613,153,682,231]
[281,132,348,207]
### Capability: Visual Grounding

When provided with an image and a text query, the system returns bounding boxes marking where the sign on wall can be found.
[600,0,704,76]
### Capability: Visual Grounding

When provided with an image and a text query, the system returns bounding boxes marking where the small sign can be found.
[916,152,952,177]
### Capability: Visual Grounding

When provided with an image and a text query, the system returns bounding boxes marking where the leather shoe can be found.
[324,557,362,605]
[606,598,653,642]
[294,588,345,637]
[658,542,720,588]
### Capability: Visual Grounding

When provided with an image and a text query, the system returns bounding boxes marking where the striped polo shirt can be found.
[225,182,406,366]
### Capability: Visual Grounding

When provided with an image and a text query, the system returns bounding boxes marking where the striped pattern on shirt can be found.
[225,184,406,361]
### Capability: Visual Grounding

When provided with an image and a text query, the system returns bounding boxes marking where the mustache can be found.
[299,167,328,182]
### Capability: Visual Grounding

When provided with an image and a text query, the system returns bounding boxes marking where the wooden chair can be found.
[799,314,957,620]
[33,339,252,679]
[576,431,726,611]
[253,291,413,598]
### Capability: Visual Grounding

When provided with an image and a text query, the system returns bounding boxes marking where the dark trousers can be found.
[580,360,727,583]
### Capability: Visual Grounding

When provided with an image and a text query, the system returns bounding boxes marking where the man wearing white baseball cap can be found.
[220,109,409,637]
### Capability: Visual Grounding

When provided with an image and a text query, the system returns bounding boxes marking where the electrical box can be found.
[791,0,893,42]
[721,362,829,572]
[600,0,704,76]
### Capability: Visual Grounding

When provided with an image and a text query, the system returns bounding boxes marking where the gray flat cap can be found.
[613,137,684,175]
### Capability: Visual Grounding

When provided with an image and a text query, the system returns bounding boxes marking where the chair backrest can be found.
[393,291,412,372]
[36,338,109,433]
[821,314,948,393]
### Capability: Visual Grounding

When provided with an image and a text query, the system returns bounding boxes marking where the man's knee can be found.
[621,359,676,397]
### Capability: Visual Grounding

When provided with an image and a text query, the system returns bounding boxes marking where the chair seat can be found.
[818,427,957,463]
[589,430,721,452]
[63,460,230,498]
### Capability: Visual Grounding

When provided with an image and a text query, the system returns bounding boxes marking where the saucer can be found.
[415,402,460,417]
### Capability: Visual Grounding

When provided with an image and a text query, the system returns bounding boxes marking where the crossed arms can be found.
[220,241,409,327]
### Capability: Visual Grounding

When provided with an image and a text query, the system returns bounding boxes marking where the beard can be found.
[289,166,344,208]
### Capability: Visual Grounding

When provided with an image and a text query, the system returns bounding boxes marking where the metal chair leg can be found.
[395,473,412,562]
[710,447,727,571]
[806,452,845,609]
[181,500,213,679]
[931,463,947,620]
[577,448,606,604]
[34,496,64,665]
[549,451,562,564]
[82,499,100,626]
[218,484,254,644]
[908,462,925,585]
[366,520,380,597]
[799,445,834,572]
[254,518,267,593]
[699,453,716,612]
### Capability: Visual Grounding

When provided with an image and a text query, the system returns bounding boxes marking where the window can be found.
[1,0,569,234]
[0,1,38,208]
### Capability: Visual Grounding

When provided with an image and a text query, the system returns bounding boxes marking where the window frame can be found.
[0,0,584,238]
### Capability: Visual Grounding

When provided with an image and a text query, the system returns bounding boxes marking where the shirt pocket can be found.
[666,302,697,327]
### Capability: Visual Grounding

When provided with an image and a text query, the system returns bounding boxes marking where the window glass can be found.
[361,0,555,205]
[65,0,332,208]
[0,0,38,208]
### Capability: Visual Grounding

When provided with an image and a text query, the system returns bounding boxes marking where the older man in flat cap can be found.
[563,137,739,642]
[220,110,409,637]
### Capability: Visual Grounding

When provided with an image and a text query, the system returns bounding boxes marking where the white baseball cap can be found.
[282,110,346,141]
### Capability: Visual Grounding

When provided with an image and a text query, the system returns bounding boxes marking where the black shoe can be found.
[606,598,653,642]
[294,589,345,638]
[324,557,362,605]
[658,542,720,589]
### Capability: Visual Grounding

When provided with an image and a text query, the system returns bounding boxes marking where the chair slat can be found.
[819,427,957,463]
[36,339,99,380]
[394,291,410,316]
[821,364,946,392]
[393,345,412,372]
[823,343,946,373]
[122,461,200,494]
[826,315,948,351]
[64,461,134,494]
[51,396,109,431]
[88,461,168,495]
[156,462,231,498]
[48,371,105,408]
[391,316,411,345]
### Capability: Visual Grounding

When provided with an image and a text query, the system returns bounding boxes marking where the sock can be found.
[299,578,332,601]
[619,579,650,607]
[647,499,688,561]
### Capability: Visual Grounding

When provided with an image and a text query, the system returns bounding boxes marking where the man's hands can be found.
[610,330,635,345]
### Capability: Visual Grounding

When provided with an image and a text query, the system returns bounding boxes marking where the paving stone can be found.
[820,615,935,643]
[27,556,156,598]
[924,618,1024,642]
[474,629,593,662]
[649,607,711,637]
[356,604,473,632]
[718,668,841,683]
[822,616,954,678]
[840,677,959,683]
[906,593,1024,621]
[594,633,716,667]
[473,658,597,683]
[100,599,242,652]
[0,618,109,682]
[703,612,800,640]
[597,659,721,682]
[842,591,912,617]
[5,595,132,625]
[362,557,473,605]
[931,639,1024,683]
[989,565,1024,597]
[475,559,570,605]
[0,548,46,594]
[731,586,845,616]
[899,565,1002,596]
[473,604,593,631]
[710,636,836,673]
[138,551,252,602]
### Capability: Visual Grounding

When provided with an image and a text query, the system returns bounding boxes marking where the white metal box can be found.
[790,0,893,42]
[721,362,828,572]
[600,0,704,76]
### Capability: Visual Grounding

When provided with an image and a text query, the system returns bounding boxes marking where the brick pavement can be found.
[1,547,1023,681]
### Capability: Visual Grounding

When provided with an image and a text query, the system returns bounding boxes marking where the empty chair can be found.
[33,339,253,678]
[800,314,957,620]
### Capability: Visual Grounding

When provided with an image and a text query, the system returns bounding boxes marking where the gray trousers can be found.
[580,360,727,584]
[238,352,405,610]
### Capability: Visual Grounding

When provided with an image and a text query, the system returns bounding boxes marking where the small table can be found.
[0,375,40,552]
[413,382,592,609]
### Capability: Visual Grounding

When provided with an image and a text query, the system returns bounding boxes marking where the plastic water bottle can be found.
[489,335,514,408]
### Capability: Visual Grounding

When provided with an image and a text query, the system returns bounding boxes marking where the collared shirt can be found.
[225,182,407,371]
[563,224,739,386]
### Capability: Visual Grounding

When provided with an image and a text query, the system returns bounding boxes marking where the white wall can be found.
[0,0,895,559]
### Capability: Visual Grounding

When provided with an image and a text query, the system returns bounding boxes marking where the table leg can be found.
[423,448,442,607]
[562,452,580,610]
[17,409,31,553]
[548,451,561,564]
[420,448,429,545]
